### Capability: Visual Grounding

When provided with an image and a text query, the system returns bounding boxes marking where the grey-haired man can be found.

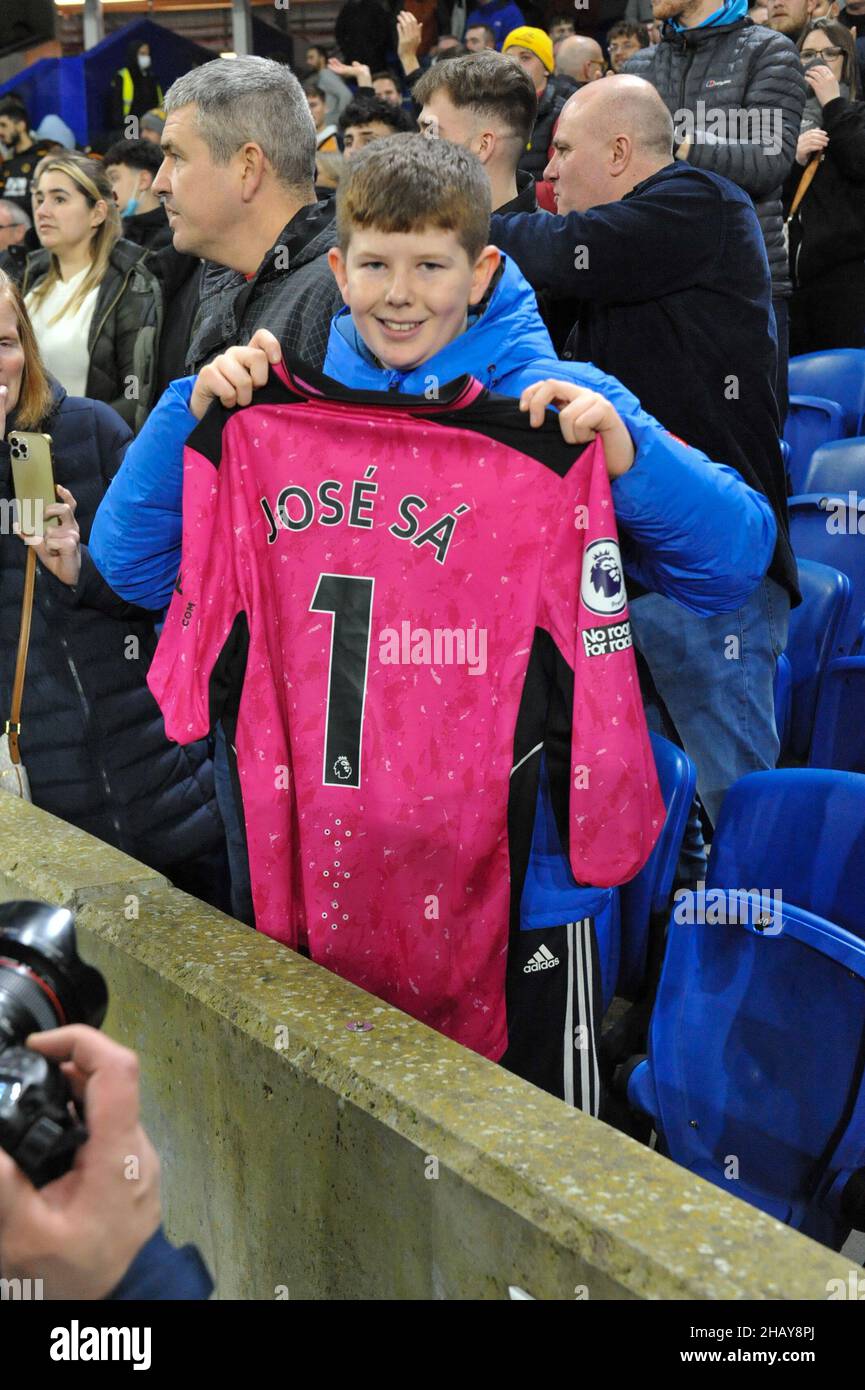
[92,57,344,923]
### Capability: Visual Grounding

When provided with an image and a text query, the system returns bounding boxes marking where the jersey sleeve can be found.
[539,437,665,887]
[146,431,243,744]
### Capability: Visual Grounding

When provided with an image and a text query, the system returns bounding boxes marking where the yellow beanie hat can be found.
[502,26,555,74]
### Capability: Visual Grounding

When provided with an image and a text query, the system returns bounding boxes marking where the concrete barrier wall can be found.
[0,794,853,1300]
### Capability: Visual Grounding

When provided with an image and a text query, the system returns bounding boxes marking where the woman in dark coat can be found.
[786,20,865,354]
[0,269,228,906]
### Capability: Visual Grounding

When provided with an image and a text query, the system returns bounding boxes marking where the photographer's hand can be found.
[0,1025,162,1300]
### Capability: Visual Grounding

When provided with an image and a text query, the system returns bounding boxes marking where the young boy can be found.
[96,137,777,1110]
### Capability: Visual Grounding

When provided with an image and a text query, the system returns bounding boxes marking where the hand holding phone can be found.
[14,484,82,588]
[8,429,82,587]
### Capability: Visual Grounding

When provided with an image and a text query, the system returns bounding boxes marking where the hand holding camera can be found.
[0,903,163,1300]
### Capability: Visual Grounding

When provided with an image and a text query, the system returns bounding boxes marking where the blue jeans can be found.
[630,578,790,876]
[213,723,256,927]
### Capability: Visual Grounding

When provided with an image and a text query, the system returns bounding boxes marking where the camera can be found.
[0,901,107,1186]
[8,436,29,460]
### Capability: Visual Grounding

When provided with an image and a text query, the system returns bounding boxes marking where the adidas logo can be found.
[523,943,560,973]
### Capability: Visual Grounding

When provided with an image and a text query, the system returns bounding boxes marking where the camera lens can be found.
[0,902,107,1050]
[0,958,63,1042]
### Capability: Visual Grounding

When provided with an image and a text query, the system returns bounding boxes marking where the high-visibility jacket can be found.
[117,67,164,119]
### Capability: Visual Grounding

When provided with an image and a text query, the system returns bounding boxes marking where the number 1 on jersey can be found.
[310,573,374,788]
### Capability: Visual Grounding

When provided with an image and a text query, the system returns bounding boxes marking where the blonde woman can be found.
[21,153,161,429]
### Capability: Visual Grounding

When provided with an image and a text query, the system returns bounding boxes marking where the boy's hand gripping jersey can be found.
[148,362,664,1061]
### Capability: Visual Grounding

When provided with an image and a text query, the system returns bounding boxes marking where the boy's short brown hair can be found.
[413,52,537,148]
[335,133,491,261]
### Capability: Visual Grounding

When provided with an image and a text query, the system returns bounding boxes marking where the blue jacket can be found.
[323,255,776,614]
[90,254,776,616]
[465,0,525,47]
[108,1227,213,1300]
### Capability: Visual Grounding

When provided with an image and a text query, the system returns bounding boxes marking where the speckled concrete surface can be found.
[0,793,854,1299]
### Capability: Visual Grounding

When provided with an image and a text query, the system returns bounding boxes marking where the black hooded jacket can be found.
[108,41,164,130]
[519,74,578,178]
[0,384,223,872]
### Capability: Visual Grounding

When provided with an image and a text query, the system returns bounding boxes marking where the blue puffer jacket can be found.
[90,255,776,616]
[323,255,777,614]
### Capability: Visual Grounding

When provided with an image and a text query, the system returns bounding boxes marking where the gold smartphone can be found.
[8,431,60,535]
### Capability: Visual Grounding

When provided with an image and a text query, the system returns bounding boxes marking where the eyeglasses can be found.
[801,46,844,59]
[587,58,608,72]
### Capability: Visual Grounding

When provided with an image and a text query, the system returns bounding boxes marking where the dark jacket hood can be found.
[198,200,336,300]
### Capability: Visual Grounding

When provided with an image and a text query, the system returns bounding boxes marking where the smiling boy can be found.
[93,136,777,1109]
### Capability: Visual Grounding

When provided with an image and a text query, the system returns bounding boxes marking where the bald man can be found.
[555,34,606,85]
[491,75,797,886]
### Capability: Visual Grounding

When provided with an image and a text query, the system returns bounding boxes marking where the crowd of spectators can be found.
[0,0,862,1297]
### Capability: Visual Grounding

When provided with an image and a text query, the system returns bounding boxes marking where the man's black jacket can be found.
[519,73,578,178]
[185,199,342,374]
[491,160,798,599]
[122,204,173,253]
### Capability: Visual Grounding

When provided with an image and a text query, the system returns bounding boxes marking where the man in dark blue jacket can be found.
[624,0,806,419]
[490,75,797,871]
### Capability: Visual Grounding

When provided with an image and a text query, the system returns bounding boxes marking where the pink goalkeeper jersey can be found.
[148,362,663,1061]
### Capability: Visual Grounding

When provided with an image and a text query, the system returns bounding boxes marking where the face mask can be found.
[138,53,152,71]
[122,196,139,218]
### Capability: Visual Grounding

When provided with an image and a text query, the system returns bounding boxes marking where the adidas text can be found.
[523,945,560,973]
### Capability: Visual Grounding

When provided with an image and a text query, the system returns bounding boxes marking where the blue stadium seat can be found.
[520,757,620,1011]
[789,349,865,435]
[784,397,845,494]
[799,436,865,496]
[773,650,792,752]
[626,895,865,1247]
[780,438,791,479]
[789,497,862,657]
[781,558,850,759]
[626,767,865,1245]
[705,769,865,935]
[810,658,865,773]
[617,732,696,1001]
